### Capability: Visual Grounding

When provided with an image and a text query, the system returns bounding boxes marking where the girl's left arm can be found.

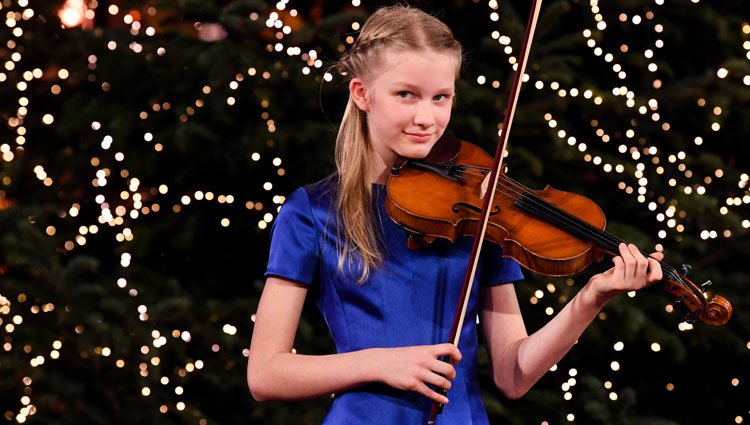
[479,243,663,399]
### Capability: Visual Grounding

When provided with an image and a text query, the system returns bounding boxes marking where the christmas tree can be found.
[0,1,747,424]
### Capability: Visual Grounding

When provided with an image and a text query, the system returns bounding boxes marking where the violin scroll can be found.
[662,269,732,326]
[700,295,733,326]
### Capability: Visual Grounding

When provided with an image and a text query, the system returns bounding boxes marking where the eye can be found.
[397,91,415,99]
[434,93,453,102]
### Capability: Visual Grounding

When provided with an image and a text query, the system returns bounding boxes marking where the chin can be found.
[402,145,434,160]
[411,139,442,159]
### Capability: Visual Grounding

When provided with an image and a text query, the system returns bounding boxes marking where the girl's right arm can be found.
[247,276,462,403]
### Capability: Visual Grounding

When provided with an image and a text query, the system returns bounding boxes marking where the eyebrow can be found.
[391,82,454,93]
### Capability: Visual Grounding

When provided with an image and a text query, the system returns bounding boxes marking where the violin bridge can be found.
[480,172,491,199]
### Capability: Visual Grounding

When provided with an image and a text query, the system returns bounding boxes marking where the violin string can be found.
[465,168,686,283]
[453,168,625,251]
[456,168,666,258]
[413,161,709,312]
[413,162,711,313]
[452,166,687,285]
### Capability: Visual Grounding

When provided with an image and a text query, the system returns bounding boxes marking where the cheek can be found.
[436,106,453,127]
[380,103,410,126]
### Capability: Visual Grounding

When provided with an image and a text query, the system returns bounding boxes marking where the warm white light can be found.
[58,0,87,28]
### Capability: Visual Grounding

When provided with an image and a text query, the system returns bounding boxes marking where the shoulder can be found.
[282,173,338,211]
[300,173,338,203]
[277,173,338,221]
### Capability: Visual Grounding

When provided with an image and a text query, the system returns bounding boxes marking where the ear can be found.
[349,78,369,112]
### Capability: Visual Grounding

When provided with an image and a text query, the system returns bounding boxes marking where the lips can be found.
[404,132,434,143]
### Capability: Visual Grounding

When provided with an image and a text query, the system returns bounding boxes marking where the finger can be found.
[449,345,462,363]
[628,244,649,278]
[615,244,632,277]
[647,257,663,281]
[620,243,650,281]
[648,251,664,276]
[416,382,449,405]
[433,343,462,364]
[618,242,633,259]
[422,369,453,391]
[626,243,648,263]
[611,255,625,279]
[620,244,641,278]
[649,251,664,261]
[430,358,457,380]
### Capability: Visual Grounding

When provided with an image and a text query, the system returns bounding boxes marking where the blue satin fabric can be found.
[265,174,524,424]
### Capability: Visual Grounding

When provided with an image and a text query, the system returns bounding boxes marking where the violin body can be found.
[385,137,732,326]
[386,140,606,277]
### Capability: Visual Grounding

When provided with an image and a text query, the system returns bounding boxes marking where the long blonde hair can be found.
[334,5,463,282]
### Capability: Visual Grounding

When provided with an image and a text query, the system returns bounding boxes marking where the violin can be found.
[385,135,732,327]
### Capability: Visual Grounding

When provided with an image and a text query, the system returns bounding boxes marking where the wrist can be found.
[358,347,383,383]
[578,282,614,311]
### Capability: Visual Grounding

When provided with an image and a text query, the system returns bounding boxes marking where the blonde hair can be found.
[334,5,462,282]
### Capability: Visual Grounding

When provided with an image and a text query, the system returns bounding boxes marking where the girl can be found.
[247,5,663,424]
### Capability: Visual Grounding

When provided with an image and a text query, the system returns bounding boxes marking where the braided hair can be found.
[333,5,463,282]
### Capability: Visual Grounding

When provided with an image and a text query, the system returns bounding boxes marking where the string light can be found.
[1,1,293,421]
[485,1,748,243]
[483,1,748,421]
[1,1,746,423]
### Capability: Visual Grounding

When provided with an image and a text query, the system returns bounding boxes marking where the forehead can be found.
[370,50,459,87]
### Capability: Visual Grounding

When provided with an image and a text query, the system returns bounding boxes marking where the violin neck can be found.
[514,192,664,270]
[516,193,616,251]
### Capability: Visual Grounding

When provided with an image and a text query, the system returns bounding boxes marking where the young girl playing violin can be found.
[247,5,664,424]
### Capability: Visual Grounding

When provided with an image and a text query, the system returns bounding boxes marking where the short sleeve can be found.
[264,187,320,286]
[480,243,524,287]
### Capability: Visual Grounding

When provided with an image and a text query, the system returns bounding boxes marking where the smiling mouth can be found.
[405,132,433,139]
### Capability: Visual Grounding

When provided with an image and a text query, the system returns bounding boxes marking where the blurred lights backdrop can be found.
[0,0,748,424]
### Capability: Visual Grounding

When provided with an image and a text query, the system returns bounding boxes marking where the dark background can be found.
[0,1,748,424]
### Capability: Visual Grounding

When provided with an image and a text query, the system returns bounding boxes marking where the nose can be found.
[413,100,435,127]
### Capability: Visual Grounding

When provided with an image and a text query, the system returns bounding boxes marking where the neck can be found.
[369,146,396,185]
[372,168,390,185]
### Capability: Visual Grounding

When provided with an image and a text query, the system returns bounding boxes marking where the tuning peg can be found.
[684,312,699,324]
[680,264,693,278]
[700,280,713,293]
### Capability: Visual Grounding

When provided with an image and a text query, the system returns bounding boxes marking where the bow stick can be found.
[426,1,543,423]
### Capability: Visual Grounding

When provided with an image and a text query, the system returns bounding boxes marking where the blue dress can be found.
[265,174,524,424]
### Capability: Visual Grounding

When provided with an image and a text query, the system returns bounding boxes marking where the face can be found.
[350,49,457,177]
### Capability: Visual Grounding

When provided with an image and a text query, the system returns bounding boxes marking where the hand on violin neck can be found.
[586,243,665,308]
